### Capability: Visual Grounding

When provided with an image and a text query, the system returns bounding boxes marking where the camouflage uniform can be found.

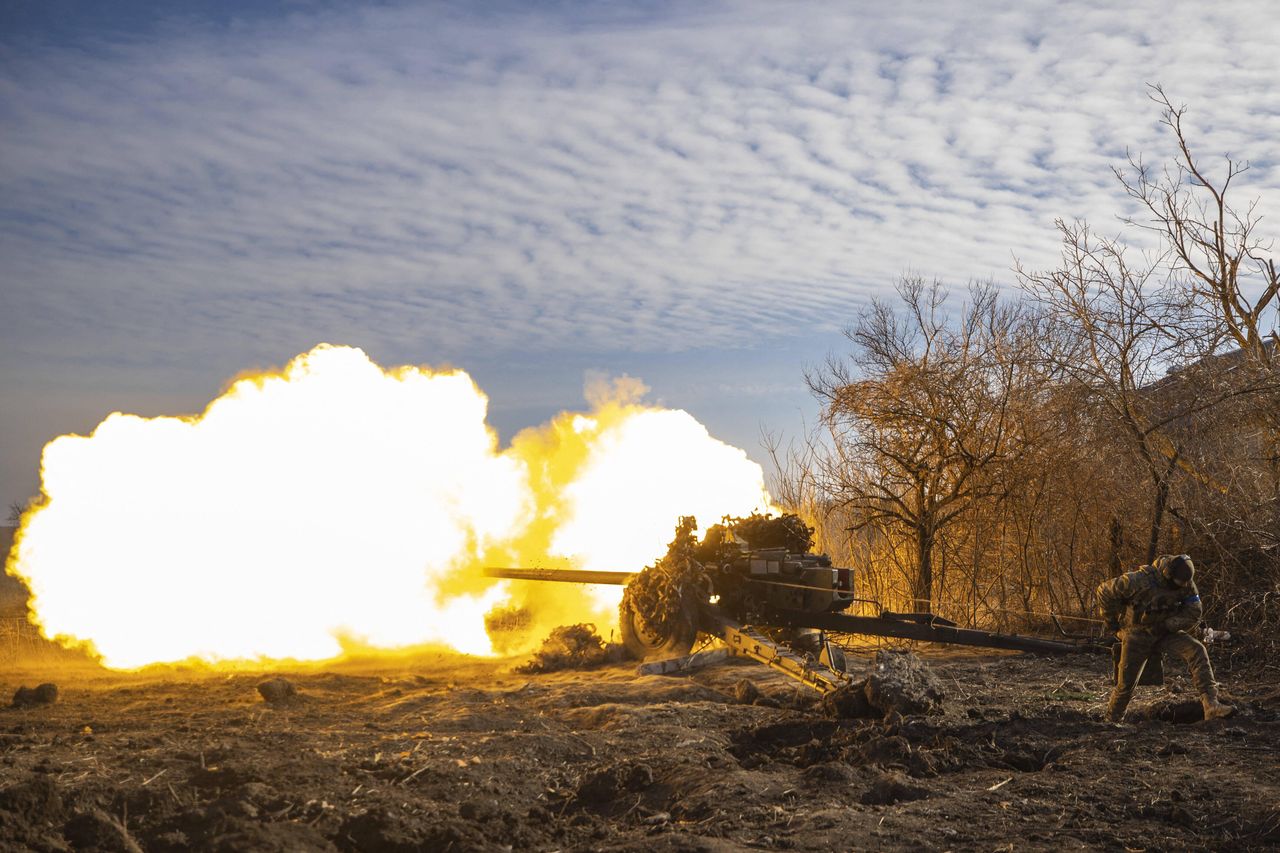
[1096,554,1233,722]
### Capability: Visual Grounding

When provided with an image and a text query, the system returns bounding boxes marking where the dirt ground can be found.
[2,641,1279,852]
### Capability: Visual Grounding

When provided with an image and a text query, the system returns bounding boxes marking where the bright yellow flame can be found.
[6,345,774,669]
[549,409,772,609]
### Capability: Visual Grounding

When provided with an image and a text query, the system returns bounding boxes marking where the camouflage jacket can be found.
[1096,557,1203,634]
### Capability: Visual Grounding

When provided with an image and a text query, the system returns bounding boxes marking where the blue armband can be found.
[1181,594,1200,604]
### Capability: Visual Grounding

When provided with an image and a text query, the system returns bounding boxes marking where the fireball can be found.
[6,345,773,669]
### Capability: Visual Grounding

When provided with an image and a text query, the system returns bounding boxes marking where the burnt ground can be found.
[2,644,1279,852]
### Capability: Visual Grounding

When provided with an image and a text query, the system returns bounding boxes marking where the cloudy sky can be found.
[2,0,1278,506]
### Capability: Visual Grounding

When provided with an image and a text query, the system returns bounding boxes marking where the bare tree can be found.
[1019,87,1280,564]
[806,279,1035,612]
[1116,85,1279,365]
[1015,220,1202,562]
[1117,87,1280,584]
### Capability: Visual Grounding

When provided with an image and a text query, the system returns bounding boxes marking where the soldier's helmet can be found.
[1162,554,1195,587]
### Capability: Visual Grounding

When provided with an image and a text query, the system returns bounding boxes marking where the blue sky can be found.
[2,0,1278,506]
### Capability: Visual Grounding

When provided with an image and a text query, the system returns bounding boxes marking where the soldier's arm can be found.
[1096,574,1132,631]
[1164,581,1203,632]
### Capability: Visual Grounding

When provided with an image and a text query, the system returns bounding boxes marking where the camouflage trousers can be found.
[1108,628,1218,720]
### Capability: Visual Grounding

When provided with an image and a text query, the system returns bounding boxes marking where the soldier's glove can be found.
[1104,619,1121,635]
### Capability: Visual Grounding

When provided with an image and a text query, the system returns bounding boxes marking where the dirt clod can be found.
[801,761,858,783]
[824,650,944,718]
[864,649,945,716]
[860,770,931,805]
[1132,697,1205,724]
[256,677,296,703]
[822,682,878,718]
[0,775,64,824]
[336,809,423,853]
[571,762,655,814]
[64,808,143,853]
[733,679,760,705]
[624,763,654,789]
[12,683,59,707]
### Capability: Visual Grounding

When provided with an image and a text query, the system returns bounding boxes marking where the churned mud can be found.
[2,645,1278,851]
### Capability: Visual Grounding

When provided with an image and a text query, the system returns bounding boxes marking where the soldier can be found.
[1097,554,1234,723]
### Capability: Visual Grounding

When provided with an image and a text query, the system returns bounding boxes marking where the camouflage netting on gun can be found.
[620,516,709,635]
[724,513,815,554]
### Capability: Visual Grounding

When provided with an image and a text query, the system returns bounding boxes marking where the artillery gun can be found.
[487,515,1109,696]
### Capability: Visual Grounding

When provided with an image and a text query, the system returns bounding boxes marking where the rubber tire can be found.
[620,597,698,661]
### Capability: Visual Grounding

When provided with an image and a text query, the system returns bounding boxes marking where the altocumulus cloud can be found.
[1,0,1278,371]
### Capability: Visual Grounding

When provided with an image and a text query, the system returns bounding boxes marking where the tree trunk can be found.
[915,521,934,613]
[1145,452,1179,563]
[1108,517,1123,574]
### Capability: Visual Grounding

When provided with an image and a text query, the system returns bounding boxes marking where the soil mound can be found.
[824,649,945,718]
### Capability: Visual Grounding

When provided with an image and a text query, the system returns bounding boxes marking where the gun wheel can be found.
[620,597,697,661]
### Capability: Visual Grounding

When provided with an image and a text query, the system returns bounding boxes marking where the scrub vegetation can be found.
[773,87,1278,649]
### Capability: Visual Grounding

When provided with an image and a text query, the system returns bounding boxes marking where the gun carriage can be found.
[487,515,1110,695]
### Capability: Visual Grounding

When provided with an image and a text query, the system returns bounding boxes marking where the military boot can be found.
[1201,691,1235,721]
[1105,691,1131,724]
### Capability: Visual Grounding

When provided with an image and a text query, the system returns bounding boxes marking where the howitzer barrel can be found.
[484,567,636,585]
